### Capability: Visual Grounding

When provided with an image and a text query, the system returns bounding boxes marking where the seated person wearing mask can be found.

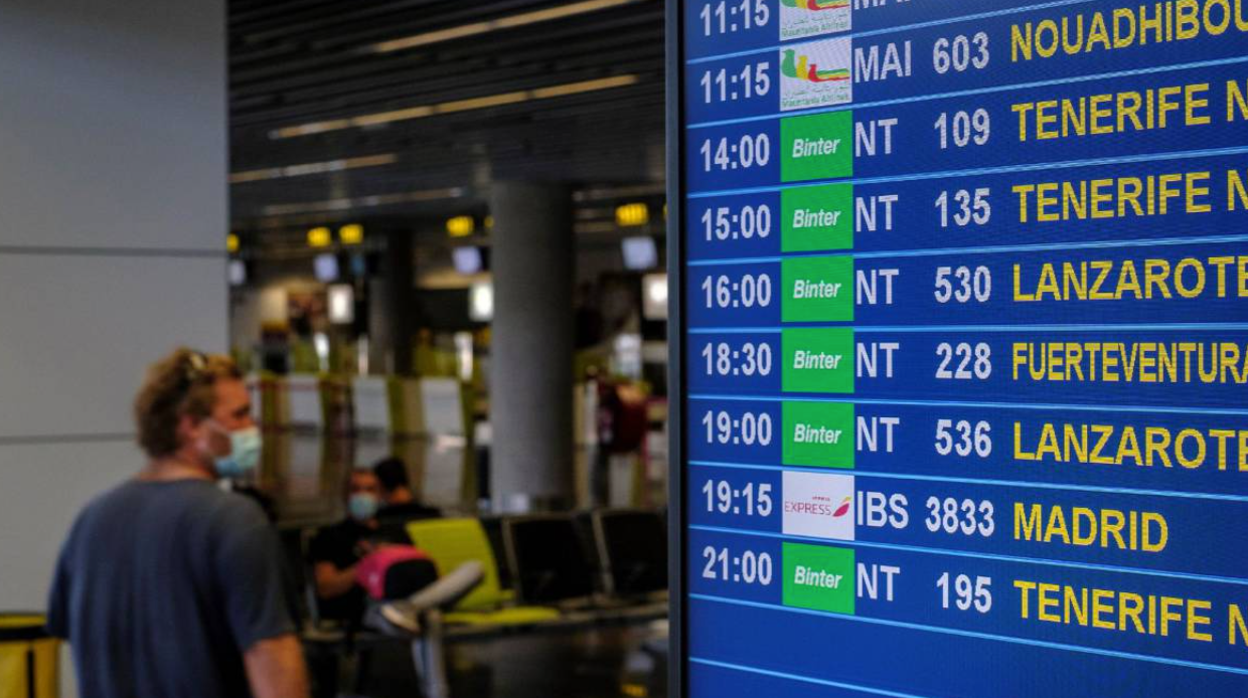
[308,469,395,625]
[373,457,441,527]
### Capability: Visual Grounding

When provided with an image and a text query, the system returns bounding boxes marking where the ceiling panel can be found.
[229,0,667,229]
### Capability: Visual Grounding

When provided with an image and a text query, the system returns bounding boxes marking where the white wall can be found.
[0,0,226,666]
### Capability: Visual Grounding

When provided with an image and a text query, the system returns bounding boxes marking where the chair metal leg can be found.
[412,610,449,698]
[335,648,359,696]
[352,647,373,695]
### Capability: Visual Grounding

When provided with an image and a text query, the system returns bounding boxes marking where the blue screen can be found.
[674,1,1248,695]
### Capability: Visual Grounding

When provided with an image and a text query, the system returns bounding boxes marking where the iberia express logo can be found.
[782,471,855,541]
[779,38,852,112]
[832,495,851,517]
[780,0,852,41]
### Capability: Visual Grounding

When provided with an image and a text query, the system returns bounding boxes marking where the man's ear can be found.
[176,412,203,446]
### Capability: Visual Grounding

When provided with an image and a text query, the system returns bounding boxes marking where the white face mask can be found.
[206,421,262,479]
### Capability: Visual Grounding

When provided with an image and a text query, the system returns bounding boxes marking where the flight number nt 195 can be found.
[937,573,992,613]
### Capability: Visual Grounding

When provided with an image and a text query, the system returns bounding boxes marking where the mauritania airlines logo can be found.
[782,49,850,84]
[779,38,853,112]
[782,0,851,14]
[780,0,852,41]
[782,471,855,541]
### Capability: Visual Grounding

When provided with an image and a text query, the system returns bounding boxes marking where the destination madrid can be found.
[1011,0,1248,63]
[1011,341,1248,384]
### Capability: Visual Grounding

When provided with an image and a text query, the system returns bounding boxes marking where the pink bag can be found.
[355,546,437,600]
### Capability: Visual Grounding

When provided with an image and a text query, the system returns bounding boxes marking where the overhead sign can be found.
[667,1,1248,697]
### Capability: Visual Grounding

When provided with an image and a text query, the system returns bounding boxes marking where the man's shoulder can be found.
[378,502,440,519]
[310,519,366,555]
[82,479,268,531]
[313,519,363,543]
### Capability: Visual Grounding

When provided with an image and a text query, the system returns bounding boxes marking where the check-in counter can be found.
[386,377,473,510]
[388,377,466,437]
[350,376,391,434]
[249,373,291,430]
[286,374,323,431]
[573,381,600,508]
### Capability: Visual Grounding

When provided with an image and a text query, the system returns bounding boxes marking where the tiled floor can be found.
[342,625,668,698]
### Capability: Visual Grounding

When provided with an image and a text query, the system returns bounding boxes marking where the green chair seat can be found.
[406,518,562,625]
[444,606,561,626]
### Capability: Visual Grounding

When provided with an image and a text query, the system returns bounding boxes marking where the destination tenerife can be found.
[674,1,1248,698]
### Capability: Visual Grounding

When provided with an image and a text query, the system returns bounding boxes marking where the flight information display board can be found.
[666,1,1248,696]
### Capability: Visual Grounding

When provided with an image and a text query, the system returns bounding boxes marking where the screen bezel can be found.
[665,1,688,696]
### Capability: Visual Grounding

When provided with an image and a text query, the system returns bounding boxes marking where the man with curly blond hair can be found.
[47,348,308,698]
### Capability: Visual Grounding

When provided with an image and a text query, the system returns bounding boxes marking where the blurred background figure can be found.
[309,468,388,627]
[374,456,441,528]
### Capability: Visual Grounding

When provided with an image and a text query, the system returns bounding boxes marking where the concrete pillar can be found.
[489,182,575,512]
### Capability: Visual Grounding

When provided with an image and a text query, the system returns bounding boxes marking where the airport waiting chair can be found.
[404,518,561,627]
[501,514,598,607]
[478,515,513,592]
[365,561,485,698]
[591,509,668,599]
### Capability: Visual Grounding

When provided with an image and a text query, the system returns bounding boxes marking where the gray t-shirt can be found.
[47,478,295,698]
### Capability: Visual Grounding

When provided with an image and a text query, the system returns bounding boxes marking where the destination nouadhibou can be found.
[1011,1,1248,64]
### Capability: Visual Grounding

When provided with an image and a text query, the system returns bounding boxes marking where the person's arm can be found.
[244,634,309,698]
[215,502,305,696]
[314,561,359,599]
[45,519,79,639]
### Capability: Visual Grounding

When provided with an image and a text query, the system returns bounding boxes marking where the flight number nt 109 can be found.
[702,546,774,586]
[699,0,770,37]
[702,204,772,242]
[701,134,771,172]
[702,479,774,517]
[702,410,774,446]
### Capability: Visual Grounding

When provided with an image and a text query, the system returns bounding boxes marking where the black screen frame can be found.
[665,0,688,696]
